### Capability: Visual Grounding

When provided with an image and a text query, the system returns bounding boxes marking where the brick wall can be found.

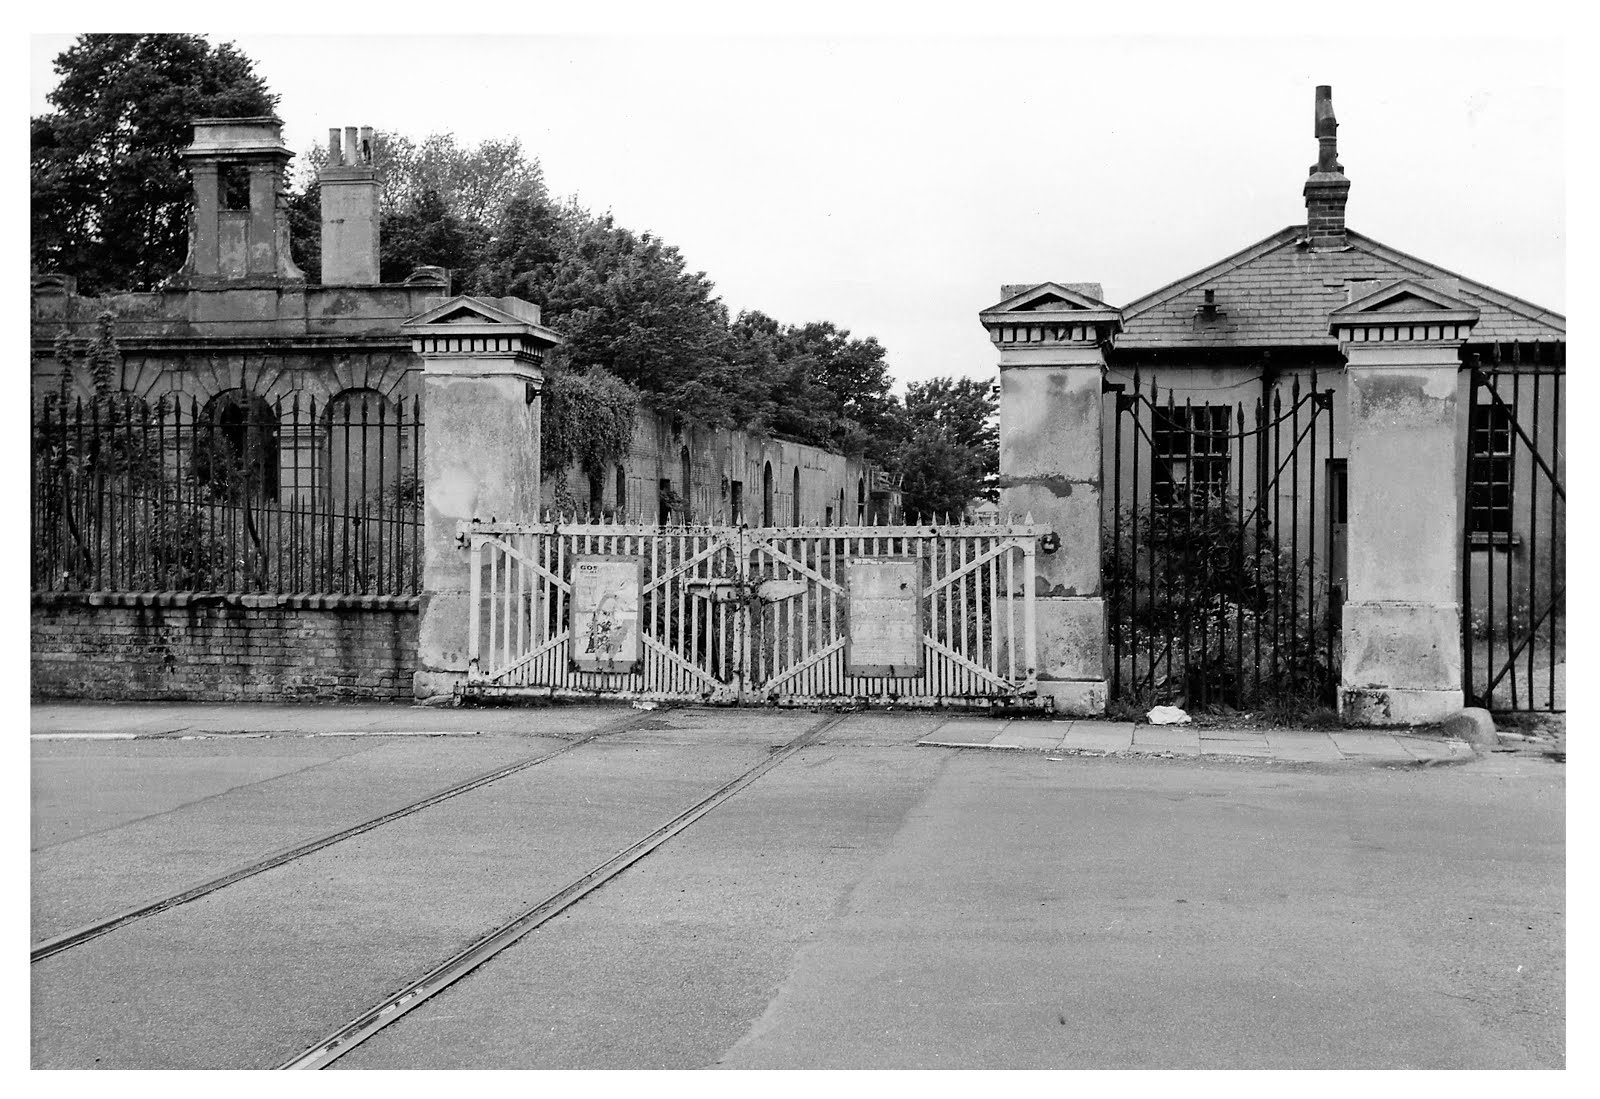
[31,592,417,702]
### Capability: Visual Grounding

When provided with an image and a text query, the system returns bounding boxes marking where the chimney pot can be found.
[320,124,381,284]
[1303,85,1350,251]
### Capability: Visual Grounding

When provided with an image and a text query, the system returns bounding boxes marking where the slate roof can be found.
[1115,226,1564,350]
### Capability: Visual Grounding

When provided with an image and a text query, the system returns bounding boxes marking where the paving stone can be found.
[1393,735,1473,761]
[917,718,1009,747]
[1197,728,1268,741]
[1328,732,1413,760]
[1199,738,1274,758]
[1262,731,1344,761]
[1132,727,1199,755]
[988,729,1066,751]
[1062,722,1135,754]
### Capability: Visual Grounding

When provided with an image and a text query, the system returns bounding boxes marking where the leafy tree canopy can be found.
[895,376,999,520]
[32,34,277,295]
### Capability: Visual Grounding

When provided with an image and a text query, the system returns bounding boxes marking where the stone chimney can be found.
[172,117,305,287]
[320,125,381,285]
[1303,85,1351,251]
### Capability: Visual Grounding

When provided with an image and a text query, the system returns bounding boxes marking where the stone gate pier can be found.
[980,284,1122,715]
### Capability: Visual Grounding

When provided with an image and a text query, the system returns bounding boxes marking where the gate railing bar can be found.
[1549,366,1561,706]
[1528,367,1540,696]
[1480,586,1565,703]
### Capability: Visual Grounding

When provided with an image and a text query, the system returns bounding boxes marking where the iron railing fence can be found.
[1105,371,1339,711]
[1463,342,1565,712]
[31,392,422,596]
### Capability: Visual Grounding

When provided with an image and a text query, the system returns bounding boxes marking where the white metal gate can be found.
[461,518,1045,707]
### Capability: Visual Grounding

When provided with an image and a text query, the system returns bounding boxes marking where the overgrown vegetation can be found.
[1102,497,1338,718]
[540,368,638,482]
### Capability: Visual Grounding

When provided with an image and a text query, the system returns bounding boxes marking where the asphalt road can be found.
[31,707,1564,1069]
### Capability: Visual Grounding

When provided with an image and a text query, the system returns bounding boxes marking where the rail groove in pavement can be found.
[30,708,664,964]
[278,710,847,1070]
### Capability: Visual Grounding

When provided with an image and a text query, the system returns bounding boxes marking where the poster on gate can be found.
[845,558,924,677]
[570,555,643,673]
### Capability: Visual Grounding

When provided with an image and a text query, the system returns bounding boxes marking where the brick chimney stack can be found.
[320,125,381,285]
[1303,85,1350,251]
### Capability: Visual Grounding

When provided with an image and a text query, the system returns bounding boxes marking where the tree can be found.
[535,213,751,424]
[894,376,999,520]
[378,189,492,288]
[31,34,277,294]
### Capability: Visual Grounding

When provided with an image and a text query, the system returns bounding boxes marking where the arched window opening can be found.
[838,488,846,526]
[680,446,693,523]
[857,476,866,522]
[762,461,774,527]
[325,388,401,513]
[615,465,627,521]
[193,388,279,502]
[588,471,604,519]
[792,466,801,525]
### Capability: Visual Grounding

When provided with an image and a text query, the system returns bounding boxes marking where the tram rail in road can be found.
[278,710,846,1070]
[30,706,665,964]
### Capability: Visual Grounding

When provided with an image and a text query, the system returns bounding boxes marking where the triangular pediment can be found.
[403,295,527,328]
[984,281,1115,315]
[1335,278,1475,317]
[403,293,565,350]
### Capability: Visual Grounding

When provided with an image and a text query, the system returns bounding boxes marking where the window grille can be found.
[1152,405,1230,515]
[1468,400,1513,535]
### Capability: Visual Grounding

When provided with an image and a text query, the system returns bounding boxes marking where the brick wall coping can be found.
[32,591,419,611]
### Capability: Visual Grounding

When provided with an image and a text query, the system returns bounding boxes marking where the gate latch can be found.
[687,579,746,604]
[686,577,809,605]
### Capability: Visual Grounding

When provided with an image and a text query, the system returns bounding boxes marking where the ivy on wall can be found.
[540,367,638,481]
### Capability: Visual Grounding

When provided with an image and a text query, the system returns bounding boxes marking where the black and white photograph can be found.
[25,10,1569,1075]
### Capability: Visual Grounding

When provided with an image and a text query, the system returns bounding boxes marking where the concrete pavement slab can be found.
[1198,728,1271,741]
[1061,722,1135,754]
[1263,730,1345,762]
[1393,734,1474,762]
[987,727,1066,751]
[1198,737,1274,758]
[1131,726,1200,754]
[1329,731,1414,760]
[919,718,1009,746]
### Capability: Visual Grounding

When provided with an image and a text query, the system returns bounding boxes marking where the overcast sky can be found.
[30,30,1565,392]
